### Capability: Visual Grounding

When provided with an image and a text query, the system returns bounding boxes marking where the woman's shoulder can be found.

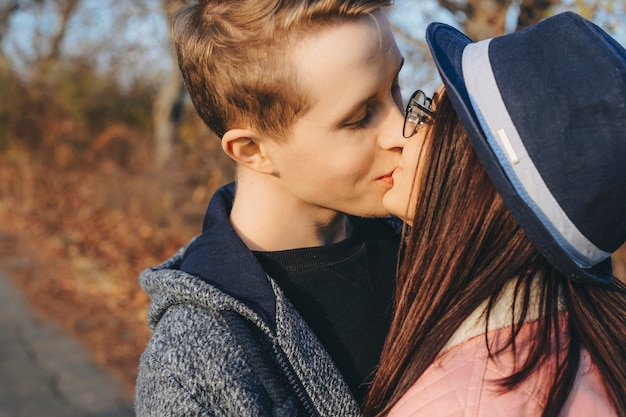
[386,331,541,417]
[388,324,616,417]
[385,336,488,417]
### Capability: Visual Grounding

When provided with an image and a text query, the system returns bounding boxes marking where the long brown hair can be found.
[363,90,626,417]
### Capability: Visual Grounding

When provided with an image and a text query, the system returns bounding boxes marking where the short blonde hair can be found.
[169,0,392,140]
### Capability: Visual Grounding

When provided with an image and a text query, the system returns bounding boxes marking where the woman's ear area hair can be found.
[221,128,276,174]
[431,85,446,111]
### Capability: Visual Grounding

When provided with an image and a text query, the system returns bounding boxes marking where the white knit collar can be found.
[440,276,554,354]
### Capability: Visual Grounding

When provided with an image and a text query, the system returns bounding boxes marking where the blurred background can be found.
[0,0,624,399]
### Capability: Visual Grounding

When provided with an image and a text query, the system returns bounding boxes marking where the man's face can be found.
[261,9,406,218]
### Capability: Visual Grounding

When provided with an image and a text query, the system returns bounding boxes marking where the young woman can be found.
[364,12,626,417]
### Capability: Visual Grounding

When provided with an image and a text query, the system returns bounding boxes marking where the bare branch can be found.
[516,0,560,30]
[437,0,471,17]
[46,0,80,62]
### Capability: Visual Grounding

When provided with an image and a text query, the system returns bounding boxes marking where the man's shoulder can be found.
[143,303,235,359]
[136,303,299,417]
[143,301,276,362]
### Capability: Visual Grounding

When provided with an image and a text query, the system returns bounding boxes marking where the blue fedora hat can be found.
[426,12,626,285]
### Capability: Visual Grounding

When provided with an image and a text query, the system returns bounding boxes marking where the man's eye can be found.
[346,110,373,130]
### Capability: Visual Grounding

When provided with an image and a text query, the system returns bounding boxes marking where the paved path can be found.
[0,269,135,417]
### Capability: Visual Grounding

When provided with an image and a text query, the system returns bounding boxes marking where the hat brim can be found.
[425,22,613,285]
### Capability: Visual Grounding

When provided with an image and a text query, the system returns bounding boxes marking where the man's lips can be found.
[378,170,395,186]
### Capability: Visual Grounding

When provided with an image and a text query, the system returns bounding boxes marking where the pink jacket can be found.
[387,318,615,417]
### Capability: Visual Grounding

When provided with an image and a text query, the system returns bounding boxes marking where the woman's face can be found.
[382,122,430,225]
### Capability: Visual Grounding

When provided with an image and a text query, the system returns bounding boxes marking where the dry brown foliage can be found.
[0,124,233,392]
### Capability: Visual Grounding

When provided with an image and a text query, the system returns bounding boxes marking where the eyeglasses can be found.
[403,90,435,138]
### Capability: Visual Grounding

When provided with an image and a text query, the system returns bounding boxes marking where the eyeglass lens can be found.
[403,90,432,138]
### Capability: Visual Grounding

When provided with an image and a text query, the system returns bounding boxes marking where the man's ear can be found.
[221,128,275,174]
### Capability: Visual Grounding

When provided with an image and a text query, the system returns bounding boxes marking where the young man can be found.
[135,1,406,416]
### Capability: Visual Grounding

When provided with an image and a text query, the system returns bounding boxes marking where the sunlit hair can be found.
[168,0,391,140]
[363,90,626,417]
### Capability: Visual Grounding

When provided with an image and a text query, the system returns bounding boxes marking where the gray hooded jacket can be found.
[135,184,361,416]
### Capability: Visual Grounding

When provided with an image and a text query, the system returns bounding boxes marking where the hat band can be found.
[461,39,610,269]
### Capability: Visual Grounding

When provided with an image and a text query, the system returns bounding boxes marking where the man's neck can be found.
[229,174,351,252]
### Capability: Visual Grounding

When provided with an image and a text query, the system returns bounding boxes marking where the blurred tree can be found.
[43,0,79,64]
[153,61,185,167]
[438,0,513,40]
[0,1,17,70]
[437,0,562,40]
[516,0,559,29]
[152,0,188,167]
[0,0,80,73]
[0,0,159,164]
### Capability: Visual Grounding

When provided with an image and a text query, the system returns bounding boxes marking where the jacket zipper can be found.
[274,345,321,417]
